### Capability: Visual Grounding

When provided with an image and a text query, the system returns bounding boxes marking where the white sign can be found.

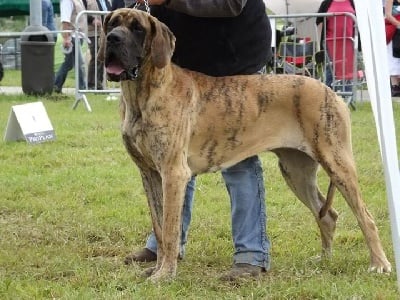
[3,101,56,144]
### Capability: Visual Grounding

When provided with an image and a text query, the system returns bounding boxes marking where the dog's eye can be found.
[106,24,114,33]
[131,21,143,33]
[107,18,120,31]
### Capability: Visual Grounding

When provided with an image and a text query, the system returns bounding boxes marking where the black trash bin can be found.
[21,25,55,95]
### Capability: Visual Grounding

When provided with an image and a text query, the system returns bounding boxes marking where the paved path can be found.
[0,86,75,95]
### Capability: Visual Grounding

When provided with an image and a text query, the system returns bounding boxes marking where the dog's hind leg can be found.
[318,150,392,273]
[274,148,338,257]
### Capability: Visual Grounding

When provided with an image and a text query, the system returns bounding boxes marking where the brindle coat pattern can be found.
[98,8,392,282]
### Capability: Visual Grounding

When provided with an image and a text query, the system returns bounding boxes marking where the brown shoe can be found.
[124,248,157,264]
[220,263,263,281]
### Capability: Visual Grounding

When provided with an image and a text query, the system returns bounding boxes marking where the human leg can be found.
[386,41,400,96]
[95,36,105,89]
[87,36,96,89]
[125,176,196,263]
[54,45,74,92]
[324,53,333,88]
[75,39,87,90]
[220,155,270,279]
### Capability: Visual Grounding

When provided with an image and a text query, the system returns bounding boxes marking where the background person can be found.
[111,0,124,10]
[316,0,356,98]
[123,0,272,281]
[54,0,87,94]
[85,0,111,90]
[42,0,58,42]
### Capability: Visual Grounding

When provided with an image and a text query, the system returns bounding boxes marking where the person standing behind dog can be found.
[85,0,111,90]
[111,0,124,9]
[124,0,272,281]
[54,0,87,94]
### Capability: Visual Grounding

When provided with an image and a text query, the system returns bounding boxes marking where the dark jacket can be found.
[111,0,125,10]
[151,0,272,77]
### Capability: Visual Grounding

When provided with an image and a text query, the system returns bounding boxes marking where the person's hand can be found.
[62,37,72,50]
[137,0,166,5]
[93,18,102,28]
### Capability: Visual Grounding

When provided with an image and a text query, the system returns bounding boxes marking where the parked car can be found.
[0,38,21,69]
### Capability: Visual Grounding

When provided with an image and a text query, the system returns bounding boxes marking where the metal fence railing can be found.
[269,12,363,110]
[1,11,365,112]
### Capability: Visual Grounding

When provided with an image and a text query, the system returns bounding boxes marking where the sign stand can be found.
[3,101,56,144]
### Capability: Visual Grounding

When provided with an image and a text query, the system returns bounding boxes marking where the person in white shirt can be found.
[54,0,87,93]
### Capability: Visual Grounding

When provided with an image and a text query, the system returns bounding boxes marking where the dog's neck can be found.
[120,58,173,106]
[140,57,173,88]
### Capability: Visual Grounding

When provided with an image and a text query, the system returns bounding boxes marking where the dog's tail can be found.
[319,181,335,218]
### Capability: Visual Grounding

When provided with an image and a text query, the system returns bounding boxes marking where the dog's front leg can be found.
[150,167,190,282]
[139,168,165,276]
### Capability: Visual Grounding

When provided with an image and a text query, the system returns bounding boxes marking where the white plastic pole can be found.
[353,0,400,290]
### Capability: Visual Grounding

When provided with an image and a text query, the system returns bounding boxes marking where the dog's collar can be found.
[127,66,140,80]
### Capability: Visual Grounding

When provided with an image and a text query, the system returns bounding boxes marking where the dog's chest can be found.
[122,116,170,169]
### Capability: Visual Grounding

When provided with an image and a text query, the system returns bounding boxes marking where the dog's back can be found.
[186,73,350,174]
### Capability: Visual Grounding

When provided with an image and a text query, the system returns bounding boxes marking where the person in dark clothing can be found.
[123,0,273,281]
[111,0,124,9]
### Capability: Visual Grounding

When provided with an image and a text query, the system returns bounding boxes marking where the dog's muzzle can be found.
[104,30,143,82]
[105,58,140,82]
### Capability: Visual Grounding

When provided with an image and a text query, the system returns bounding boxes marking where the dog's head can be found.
[98,8,176,82]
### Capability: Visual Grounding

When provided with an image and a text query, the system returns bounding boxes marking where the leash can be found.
[133,0,150,13]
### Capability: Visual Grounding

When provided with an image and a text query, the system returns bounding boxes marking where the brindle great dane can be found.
[98,8,391,282]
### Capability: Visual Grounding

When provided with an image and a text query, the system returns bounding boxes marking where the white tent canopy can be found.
[264,0,322,14]
[264,0,323,40]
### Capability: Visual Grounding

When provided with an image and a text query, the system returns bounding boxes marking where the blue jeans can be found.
[54,38,86,91]
[145,156,270,270]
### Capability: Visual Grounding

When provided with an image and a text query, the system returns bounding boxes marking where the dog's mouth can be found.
[105,52,140,82]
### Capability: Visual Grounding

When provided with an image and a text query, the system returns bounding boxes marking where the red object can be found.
[385,15,400,44]
[325,1,356,80]
[326,37,354,80]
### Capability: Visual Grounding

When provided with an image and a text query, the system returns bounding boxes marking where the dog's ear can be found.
[149,17,176,69]
[98,11,113,62]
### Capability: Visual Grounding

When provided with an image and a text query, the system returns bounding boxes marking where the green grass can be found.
[0,86,399,298]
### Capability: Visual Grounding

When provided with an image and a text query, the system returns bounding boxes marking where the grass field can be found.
[1,71,400,297]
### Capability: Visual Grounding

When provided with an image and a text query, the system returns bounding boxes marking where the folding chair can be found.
[276,37,319,78]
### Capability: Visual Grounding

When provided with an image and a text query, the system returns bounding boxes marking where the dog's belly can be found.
[187,121,309,174]
[184,75,345,174]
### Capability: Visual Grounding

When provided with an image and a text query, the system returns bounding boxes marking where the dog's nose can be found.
[107,31,123,44]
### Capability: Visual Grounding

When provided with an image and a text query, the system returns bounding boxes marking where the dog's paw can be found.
[142,266,156,278]
[148,269,176,283]
[368,258,392,274]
